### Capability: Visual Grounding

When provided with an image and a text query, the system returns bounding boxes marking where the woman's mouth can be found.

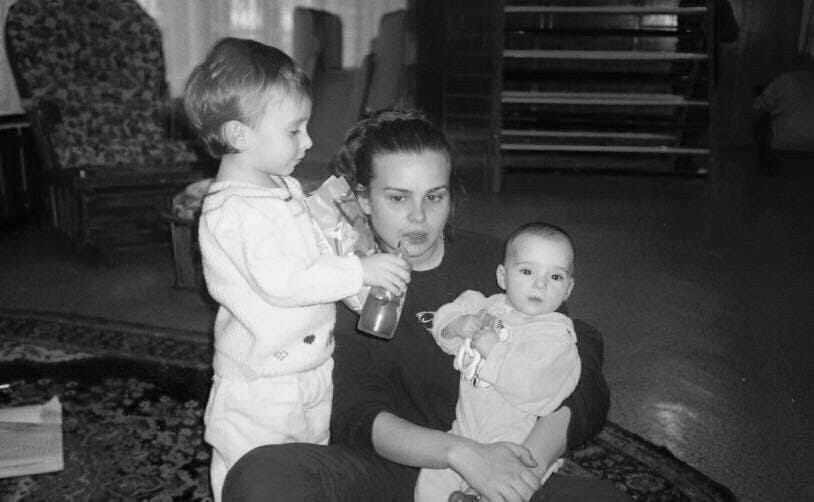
[402,233,428,245]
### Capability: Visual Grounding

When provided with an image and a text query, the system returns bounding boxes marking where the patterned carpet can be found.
[0,309,736,501]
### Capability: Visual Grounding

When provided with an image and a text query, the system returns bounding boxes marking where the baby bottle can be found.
[357,242,408,339]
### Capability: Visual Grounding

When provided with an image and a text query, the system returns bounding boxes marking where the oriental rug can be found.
[0,309,736,502]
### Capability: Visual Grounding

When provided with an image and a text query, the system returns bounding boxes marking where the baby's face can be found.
[496,234,574,316]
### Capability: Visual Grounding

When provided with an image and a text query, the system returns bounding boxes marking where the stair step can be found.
[501,129,678,141]
[504,49,708,61]
[500,143,710,155]
[502,91,708,106]
[505,6,707,15]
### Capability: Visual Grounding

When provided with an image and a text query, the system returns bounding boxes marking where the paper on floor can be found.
[0,396,64,479]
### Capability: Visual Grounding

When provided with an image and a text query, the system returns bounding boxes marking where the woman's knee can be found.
[532,473,632,502]
[221,443,329,501]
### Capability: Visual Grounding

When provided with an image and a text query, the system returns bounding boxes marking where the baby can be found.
[415,222,582,501]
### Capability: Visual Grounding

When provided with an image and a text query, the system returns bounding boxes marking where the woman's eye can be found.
[389,195,405,203]
[427,193,445,202]
[289,130,299,136]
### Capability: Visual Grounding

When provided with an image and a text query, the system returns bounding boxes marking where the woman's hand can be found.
[372,412,538,501]
[447,439,540,502]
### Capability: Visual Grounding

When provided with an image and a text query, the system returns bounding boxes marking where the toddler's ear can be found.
[496,264,507,291]
[223,120,254,151]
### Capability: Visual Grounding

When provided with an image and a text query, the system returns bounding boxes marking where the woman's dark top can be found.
[330,229,610,486]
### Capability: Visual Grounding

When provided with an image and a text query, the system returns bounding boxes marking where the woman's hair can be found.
[183,37,311,158]
[332,109,460,198]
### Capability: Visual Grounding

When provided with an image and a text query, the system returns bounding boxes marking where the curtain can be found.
[137,0,406,97]
[0,0,22,116]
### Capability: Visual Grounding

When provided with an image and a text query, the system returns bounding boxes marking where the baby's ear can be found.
[223,120,254,151]
[496,264,507,291]
[564,277,575,301]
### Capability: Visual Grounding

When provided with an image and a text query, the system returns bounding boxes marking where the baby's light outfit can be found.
[415,290,581,501]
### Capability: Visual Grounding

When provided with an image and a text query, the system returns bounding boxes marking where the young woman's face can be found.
[360,150,451,271]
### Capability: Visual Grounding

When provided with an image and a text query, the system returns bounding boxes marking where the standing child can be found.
[415,222,582,502]
[183,38,411,501]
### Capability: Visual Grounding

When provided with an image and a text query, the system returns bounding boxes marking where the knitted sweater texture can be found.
[199,178,363,379]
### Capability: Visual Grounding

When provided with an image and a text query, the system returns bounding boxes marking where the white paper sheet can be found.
[0,395,64,478]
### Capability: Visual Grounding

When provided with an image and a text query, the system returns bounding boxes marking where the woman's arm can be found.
[330,306,392,451]
[522,407,570,477]
[372,411,541,502]
[560,319,610,448]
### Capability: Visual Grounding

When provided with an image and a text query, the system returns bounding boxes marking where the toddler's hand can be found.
[441,314,482,340]
[360,253,411,296]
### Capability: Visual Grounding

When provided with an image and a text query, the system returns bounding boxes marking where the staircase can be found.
[494,0,715,191]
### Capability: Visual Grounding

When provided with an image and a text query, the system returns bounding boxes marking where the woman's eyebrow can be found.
[381,185,448,193]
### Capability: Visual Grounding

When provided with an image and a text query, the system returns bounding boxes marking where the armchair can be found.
[4,0,209,257]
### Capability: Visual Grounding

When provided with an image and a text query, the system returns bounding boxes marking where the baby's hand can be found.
[471,327,500,357]
[359,253,411,296]
[440,314,482,340]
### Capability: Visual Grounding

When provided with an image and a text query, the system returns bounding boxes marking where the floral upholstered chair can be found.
[4,0,207,257]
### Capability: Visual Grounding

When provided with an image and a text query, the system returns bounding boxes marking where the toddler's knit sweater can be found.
[199,178,362,379]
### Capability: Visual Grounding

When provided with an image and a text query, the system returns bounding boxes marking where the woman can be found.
[222,109,628,501]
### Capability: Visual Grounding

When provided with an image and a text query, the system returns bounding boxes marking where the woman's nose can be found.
[408,202,426,223]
